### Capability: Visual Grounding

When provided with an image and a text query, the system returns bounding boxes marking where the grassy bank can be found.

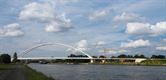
[140,59,166,66]
[0,64,12,70]
[23,65,54,80]
[89,59,166,66]
[0,64,55,80]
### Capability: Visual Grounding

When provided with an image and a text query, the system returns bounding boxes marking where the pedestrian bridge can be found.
[19,42,92,58]
[18,57,147,63]
[18,42,147,63]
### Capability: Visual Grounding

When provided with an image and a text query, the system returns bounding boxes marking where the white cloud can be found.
[89,10,110,20]
[19,2,55,21]
[69,41,106,52]
[126,21,166,35]
[66,40,89,53]
[45,14,72,32]
[151,21,166,35]
[113,12,145,22]
[96,41,105,46]
[19,2,73,32]
[100,48,128,54]
[126,22,151,34]
[156,46,166,51]
[76,40,88,51]
[0,23,24,37]
[121,39,150,48]
[94,41,106,48]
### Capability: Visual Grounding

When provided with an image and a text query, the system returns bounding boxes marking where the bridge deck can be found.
[17,57,147,60]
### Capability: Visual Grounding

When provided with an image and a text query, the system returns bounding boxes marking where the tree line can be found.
[68,54,165,59]
[0,52,17,64]
[0,52,165,64]
[111,54,165,59]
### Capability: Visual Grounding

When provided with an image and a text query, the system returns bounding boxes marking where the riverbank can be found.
[140,59,166,66]
[93,59,166,66]
[48,59,166,66]
[0,64,54,80]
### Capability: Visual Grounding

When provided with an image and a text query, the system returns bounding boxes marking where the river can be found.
[28,64,166,80]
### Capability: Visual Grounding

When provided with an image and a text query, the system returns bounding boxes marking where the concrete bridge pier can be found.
[90,59,94,63]
[101,59,106,63]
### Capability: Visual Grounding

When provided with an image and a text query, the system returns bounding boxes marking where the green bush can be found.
[141,60,166,65]
[0,54,11,64]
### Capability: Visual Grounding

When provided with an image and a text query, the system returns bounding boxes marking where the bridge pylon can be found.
[90,59,94,63]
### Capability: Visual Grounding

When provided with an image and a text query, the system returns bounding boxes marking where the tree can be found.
[99,55,106,58]
[158,55,165,59]
[134,54,146,58]
[140,54,146,58]
[151,55,157,58]
[134,54,139,58]
[151,55,165,59]
[68,54,76,57]
[0,54,11,64]
[92,56,97,58]
[68,54,88,57]
[12,52,18,63]
[111,56,116,58]
[127,55,133,58]
[118,54,127,58]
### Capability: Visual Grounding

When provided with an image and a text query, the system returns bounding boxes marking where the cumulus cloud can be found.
[45,14,72,32]
[76,40,88,51]
[19,2,72,32]
[67,40,89,53]
[151,21,166,35]
[121,39,150,48]
[126,22,151,34]
[113,12,145,22]
[96,41,105,46]
[126,21,166,35]
[19,2,55,21]
[0,23,24,37]
[66,40,89,56]
[100,48,128,54]
[89,10,110,20]
[156,46,166,51]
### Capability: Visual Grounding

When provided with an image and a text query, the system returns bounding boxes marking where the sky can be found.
[0,0,166,57]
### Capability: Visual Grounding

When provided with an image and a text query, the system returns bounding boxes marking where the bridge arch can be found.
[20,43,92,58]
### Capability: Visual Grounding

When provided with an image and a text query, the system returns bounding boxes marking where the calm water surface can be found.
[28,64,166,80]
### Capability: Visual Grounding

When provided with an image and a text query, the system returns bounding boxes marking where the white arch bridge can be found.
[19,42,92,58]
[17,42,147,63]
[18,42,95,63]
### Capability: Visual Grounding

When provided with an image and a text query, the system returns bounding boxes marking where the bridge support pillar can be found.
[101,59,106,63]
[90,59,94,63]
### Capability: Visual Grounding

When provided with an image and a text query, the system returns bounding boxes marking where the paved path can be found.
[0,65,27,80]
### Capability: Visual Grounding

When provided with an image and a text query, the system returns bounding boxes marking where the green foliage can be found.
[0,64,12,70]
[141,60,166,65]
[0,54,11,64]
[99,55,106,58]
[118,54,127,58]
[113,54,147,58]
[151,55,165,59]
[133,54,146,58]
[12,52,18,63]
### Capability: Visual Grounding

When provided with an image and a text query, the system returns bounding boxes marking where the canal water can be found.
[28,64,166,80]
